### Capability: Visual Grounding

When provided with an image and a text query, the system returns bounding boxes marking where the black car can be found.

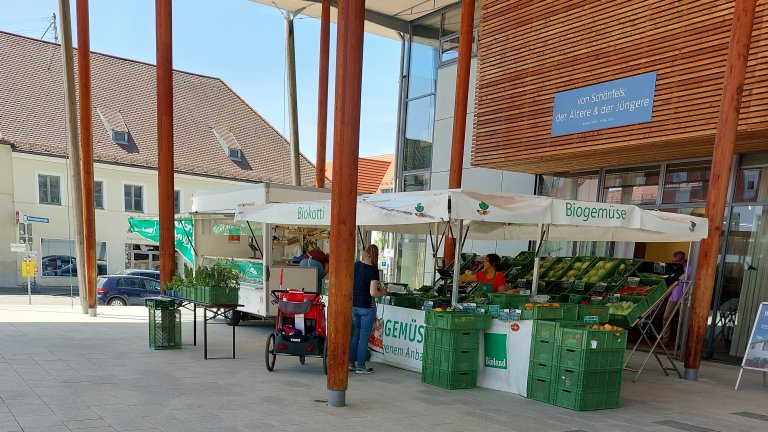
[116,269,160,280]
[97,275,161,306]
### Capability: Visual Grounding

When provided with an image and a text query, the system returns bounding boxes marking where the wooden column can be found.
[286,13,302,186]
[155,0,175,289]
[76,0,97,313]
[327,0,366,408]
[315,0,331,188]
[443,0,476,268]
[684,0,757,379]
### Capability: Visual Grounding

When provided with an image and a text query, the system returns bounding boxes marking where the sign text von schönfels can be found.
[565,202,628,222]
[297,206,325,220]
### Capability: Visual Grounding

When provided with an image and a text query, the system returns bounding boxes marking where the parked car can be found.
[97,275,161,306]
[116,269,160,281]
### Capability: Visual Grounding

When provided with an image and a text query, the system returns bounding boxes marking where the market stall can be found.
[235,189,708,409]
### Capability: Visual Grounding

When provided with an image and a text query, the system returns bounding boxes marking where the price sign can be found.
[573,280,585,291]
[562,281,573,290]
[569,294,583,304]
[515,279,527,288]
[590,296,603,305]
[627,277,640,287]
[593,282,608,292]
[584,316,599,324]
[607,295,620,304]
[654,262,667,273]
[520,289,531,295]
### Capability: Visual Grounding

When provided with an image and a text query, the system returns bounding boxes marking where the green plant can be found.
[195,261,241,292]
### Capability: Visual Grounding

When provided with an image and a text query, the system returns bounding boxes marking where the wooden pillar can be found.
[155,0,175,289]
[57,0,88,314]
[76,0,97,314]
[327,0,366,408]
[443,0,476,268]
[286,13,302,186]
[684,0,757,379]
[315,0,331,188]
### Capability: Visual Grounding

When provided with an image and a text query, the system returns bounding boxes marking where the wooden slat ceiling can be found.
[473,0,768,175]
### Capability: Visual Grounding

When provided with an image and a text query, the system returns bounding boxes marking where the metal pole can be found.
[26,257,31,305]
[452,220,463,305]
[76,0,97,316]
[156,0,175,290]
[57,0,88,314]
[685,0,757,380]
[327,0,366,408]
[315,0,331,188]
[444,0,476,266]
[531,224,544,297]
[286,12,302,186]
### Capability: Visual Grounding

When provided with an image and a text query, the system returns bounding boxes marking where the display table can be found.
[172,298,242,359]
[368,304,532,396]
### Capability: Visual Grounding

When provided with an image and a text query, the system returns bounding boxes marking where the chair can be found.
[714,298,739,345]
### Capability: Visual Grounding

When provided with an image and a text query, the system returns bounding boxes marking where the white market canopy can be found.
[234,189,709,243]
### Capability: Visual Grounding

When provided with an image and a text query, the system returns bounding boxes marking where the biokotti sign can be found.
[551,72,657,136]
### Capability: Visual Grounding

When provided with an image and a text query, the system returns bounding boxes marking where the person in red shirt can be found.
[459,253,507,293]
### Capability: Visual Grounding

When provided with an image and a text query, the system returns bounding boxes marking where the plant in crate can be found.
[193,261,240,304]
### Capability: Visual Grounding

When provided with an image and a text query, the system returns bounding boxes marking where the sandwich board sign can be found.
[735,302,768,390]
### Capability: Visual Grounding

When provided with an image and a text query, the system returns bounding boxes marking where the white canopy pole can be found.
[452,219,463,306]
[531,223,544,297]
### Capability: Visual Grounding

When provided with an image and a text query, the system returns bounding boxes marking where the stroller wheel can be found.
[265,333,276,371]
[322,337,328,375]
[299,355,306,365]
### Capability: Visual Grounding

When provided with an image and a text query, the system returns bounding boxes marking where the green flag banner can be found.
[232,260,264,285]
[212,221,242,236]
[128,217,195,264]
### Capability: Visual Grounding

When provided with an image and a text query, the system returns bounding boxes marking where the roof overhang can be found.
[249,0,460,39]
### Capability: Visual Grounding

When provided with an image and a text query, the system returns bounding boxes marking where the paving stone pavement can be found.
[0,295,766,432]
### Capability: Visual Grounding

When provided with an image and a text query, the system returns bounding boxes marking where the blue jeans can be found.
[349,306,376,369]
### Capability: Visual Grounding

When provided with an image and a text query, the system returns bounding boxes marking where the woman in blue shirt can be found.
[349,244,386,374]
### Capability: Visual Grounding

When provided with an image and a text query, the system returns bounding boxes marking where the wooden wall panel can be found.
[473,0,768,174]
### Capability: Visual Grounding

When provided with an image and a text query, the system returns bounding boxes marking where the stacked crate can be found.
[422,310,491,389]
[551,326,627,410]
[527,321,626,410]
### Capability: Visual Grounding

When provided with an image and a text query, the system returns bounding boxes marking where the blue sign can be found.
[742,302,768,371]
[25,216,49,224]
[551,72,657,136]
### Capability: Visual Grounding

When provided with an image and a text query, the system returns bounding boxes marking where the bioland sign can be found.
[551,72,657,136]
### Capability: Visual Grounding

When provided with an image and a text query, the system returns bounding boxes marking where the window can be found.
[602,167,660,205]
[41,239,107,277]
[38,174,61,205]
[112,130,129,145]
[403,96,435,172]
[124,184,144,213]
[117,277,142,288]
[174,190,181,214]
[143,279,160,291]
[94,181,104,209]
[403,173,429,192]
[228,148,242,161]
[662,161,711,204]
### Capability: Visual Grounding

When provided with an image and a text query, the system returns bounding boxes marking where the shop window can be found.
[403,173,430,192]
[733,167,767,203]
[38,174,61,205]
[602,167,660,205]
[662,161,710,204]
[537,173,599,201]
[41,239,107,277]
[408,18,440,98]
[125,243,160,270]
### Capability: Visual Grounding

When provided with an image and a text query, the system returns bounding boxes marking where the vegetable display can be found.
[608,301,637,316]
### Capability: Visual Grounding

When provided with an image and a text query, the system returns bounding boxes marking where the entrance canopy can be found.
[235,189,708,242]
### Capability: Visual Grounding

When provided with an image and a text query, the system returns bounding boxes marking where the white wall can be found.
[425,58,536,280]
[0,145,17,287]
[3,152,248,288]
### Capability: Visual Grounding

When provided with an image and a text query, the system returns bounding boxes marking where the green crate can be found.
[423,345,478,371]
[602,258,643,286]
[148,308,181,350]
[577,258,623,284]
[527,376,555,403]
[424,328,480,350]
[421,365,477,389]
[557,347,625,370]
[529,360,556,379]
[198,286,239,305]
[530,337,558,363]
[642,278,668,307]
[552,386,621,411]
[577,304,610,323]
[144,298,176,310]
[533,320,559,340]
[521,303,577,320]
[555,367,623,390]
[488,293,530,309]
[538,257,574,281]
[559,326,628,350]
[425,310,492,330]
[389,296,425,310]
[608,296,649,328]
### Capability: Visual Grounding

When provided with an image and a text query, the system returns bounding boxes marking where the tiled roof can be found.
[326,154,394,194]
[0,31,320,186]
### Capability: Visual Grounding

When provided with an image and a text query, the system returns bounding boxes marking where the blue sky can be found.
[0,0,402,162]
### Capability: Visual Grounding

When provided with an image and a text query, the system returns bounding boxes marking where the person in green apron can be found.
[459,253,507,293]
